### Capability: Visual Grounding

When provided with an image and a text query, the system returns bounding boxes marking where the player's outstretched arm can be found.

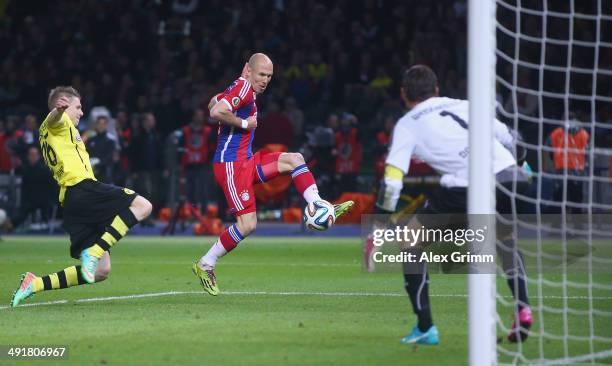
[378,122,414,213]
[46,96,71,126]
[210,100,257,130]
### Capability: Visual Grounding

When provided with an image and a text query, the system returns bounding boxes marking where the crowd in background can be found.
[0,0,610,228]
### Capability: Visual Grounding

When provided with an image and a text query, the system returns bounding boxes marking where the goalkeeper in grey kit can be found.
[369,65,532,345]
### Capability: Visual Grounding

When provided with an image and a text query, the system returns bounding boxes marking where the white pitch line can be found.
[119,261,360,267]
[0,291,403,310]
[3,290,612,311]
[1,299,69,309]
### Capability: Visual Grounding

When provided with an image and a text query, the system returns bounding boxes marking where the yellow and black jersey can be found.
[39,112,96,203]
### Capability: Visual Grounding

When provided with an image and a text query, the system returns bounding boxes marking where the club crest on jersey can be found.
[75,132,82,142]
[240,190,250,202]
[232,97,241,107]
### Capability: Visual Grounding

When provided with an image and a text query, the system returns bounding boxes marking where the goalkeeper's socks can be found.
[201,224,244,268]
[507,276,530,311]
[32,266,89,293]
[417,312,434,333]
[291,164,321,204]
[404,272,434,332]
[87,208,139,258]
[501,239,530,310]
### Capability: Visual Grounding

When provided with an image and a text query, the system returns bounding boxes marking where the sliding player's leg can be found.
[62,180,152,283]
[10,252,112,307]
[80,195,152,283]
[276,152,354,218]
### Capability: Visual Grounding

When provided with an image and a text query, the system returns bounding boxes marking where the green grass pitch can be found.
[1,236,611,365]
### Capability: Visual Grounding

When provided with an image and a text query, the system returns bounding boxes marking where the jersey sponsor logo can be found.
[240,190,250,202]
[123,188,135,195]
[232,97,241,107]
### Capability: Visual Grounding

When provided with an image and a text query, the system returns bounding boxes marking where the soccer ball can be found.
[303,200,335,231]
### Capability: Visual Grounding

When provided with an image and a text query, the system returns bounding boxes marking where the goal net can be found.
[494,0,612,364]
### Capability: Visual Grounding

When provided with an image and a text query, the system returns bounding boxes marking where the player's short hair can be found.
[48,86,81,110]
[401,65,438,102]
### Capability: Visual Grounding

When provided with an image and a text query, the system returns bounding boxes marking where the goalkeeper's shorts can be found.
[415,165,530,230]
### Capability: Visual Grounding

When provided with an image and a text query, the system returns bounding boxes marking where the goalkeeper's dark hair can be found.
[401,65,438,102]
[48,86,81,110]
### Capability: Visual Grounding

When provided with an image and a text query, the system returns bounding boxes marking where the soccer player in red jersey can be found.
[192,53,353,295]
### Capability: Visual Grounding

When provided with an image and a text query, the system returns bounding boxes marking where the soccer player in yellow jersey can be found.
[11,86,153,307]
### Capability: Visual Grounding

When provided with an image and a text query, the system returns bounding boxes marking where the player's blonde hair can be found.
[48,86,81,110]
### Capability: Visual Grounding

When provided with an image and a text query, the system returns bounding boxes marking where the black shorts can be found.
[63,179,137,259]
[416,166,530,231]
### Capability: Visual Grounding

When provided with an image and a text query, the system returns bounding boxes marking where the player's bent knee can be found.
[280,152,305,169]
[142,198,153,217]
[131,196,153,221]
[290,152,305,167]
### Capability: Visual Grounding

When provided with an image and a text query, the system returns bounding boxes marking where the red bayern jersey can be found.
[213,77,257,163]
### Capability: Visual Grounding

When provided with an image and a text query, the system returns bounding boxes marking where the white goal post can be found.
[470,0,612,365]
[468,0,497,365]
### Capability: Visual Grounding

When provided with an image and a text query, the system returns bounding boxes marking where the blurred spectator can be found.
[10,114,39,163]
[154,93,181,137]
[20,114,38,148]
[114,109,129,149]
[172,0,200,16]
[130,112,164,218]
[164,129,182,209]
[333,113,362,197]
[178,108,215,209]
[11,146,55,230]
[595,104,612,148]
[110,150,128,188]
[84,106,114,138]
[284,97,304,145]
[0,119,16,172]
[307,52,328,84]
[374,115,396,180]
[370,66,393,90]
[114,110,134,175]
[503,71,538,119]
[86,116,117,184]
[544,113,590,214]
